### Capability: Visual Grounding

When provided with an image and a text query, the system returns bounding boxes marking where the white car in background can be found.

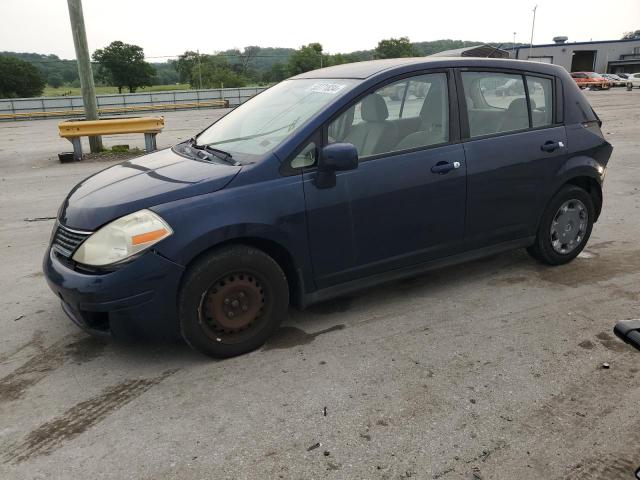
[602,74,626,87]
[626,73,640,88]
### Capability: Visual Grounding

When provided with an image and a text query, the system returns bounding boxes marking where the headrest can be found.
[506,97,529,114]
[361,93,389,122]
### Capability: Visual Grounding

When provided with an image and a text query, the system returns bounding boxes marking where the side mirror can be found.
[316,143,358,189]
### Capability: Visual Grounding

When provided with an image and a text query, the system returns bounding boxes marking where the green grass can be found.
[42,83,191,97]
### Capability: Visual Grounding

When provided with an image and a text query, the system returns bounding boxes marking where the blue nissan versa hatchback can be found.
[44,58,612,357]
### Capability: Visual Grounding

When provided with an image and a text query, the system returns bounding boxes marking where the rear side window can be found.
[526,76,553,127]
[461,72,528,137]
[461,71,554,138]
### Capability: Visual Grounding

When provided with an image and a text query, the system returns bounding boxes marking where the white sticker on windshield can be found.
[307,82,347,94]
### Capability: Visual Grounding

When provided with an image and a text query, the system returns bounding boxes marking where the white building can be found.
[510,37,640,74]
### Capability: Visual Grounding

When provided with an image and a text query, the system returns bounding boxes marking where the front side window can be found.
[195,79,357,157]
[328,73,449,158]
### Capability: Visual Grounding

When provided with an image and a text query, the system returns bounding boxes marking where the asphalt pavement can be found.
[0,90,639,479]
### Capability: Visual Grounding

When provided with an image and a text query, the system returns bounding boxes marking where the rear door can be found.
[457,69,568,249]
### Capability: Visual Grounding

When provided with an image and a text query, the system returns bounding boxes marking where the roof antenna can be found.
[485,43,504,58]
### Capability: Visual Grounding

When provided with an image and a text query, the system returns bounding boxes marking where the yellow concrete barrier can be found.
[58,116,165,138]
[58,116,167,161]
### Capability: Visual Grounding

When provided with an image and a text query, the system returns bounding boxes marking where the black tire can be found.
[179,245,289,358]
[527,185,595,266]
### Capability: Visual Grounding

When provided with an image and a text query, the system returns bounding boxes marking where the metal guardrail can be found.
[58,116,165,160]
[0,100,229,121]
[0,87,266,121]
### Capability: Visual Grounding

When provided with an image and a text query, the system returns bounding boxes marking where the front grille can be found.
[52,224,92,258]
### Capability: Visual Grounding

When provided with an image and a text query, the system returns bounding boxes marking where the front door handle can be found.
[541,140,565,153]
[431,161,461,174]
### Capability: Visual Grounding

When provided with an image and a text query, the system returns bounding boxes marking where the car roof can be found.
[291,57,565,80]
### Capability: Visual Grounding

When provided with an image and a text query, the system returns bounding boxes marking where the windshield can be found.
[195,79,358,156]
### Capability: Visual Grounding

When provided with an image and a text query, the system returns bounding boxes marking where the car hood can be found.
[59,148,241,231]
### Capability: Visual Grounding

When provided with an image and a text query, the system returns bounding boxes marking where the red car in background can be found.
[571,72,611,90]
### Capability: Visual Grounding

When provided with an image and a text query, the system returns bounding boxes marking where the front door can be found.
[302,72,467,289]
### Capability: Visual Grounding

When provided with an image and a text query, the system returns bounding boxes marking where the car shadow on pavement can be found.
[289,248,529,325]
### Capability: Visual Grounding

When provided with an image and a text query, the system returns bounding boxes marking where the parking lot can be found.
[1,88,639,479]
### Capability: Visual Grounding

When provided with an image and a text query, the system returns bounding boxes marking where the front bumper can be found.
[43,248,185,338]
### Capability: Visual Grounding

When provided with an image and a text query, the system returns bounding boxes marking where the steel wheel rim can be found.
[198,272,266,344]
[550,199,588,254]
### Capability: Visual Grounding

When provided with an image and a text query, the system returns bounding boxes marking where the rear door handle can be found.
[431,161,461,174]
[541,140,565,152]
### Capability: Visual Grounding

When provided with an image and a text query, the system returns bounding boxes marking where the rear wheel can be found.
[179,245,289,358]
[527,185,594,266]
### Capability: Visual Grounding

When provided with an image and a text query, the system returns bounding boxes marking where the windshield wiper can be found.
[188,138,239,165]
[202,121,298,148]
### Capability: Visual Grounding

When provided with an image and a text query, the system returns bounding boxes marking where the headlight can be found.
[72,209,173,267]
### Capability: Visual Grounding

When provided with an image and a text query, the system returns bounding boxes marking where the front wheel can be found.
[527,185,595,266]
[179,245,289,358]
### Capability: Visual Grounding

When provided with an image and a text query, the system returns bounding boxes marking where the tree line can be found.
[1,38,496,98]
[170,38,505,88]
[3,30,639,98]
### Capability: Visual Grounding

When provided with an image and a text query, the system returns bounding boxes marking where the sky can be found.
[1,0,639,60]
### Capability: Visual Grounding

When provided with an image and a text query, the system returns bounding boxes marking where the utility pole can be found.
[197,49,203,90]
[529,5,538,60]
[67,0,102,153]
